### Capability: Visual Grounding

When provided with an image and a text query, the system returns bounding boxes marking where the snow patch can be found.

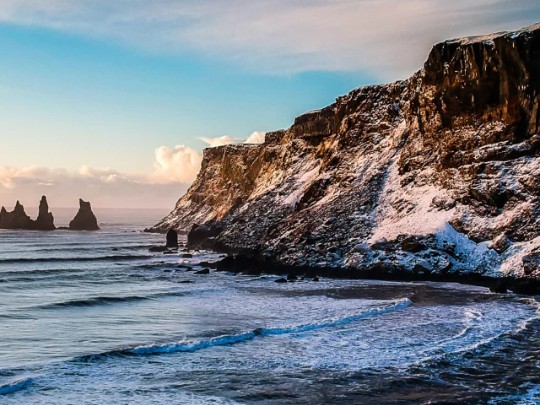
[282,165,320,207]
[435,224,500,276]
[500,236,540,277]
[370,161,455,243]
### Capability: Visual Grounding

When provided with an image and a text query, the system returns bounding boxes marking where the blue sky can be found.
[0,0,539,208]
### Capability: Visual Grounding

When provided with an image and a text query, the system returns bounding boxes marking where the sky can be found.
[0,0,539,209]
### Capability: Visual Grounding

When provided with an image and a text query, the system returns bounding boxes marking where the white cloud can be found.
[0,145,203,209]
[0,1,538,79]
[200,132,266,147]
[199,136,241,148]
[150,145,202,184]
[244,131,265,144]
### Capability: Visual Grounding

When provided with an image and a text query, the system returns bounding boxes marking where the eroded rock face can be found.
[69,199,100,231]
[150,23,540,280]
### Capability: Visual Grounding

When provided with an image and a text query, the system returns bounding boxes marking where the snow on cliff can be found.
[150,23,540,280]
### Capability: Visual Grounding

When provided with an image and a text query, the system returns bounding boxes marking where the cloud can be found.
[0,145,204,209]
[0,1,538,79]
[199,136,241,148]
[200,132,266,147]
[244,131,265,144]
[0,165,192,209]
[150,145,202,184]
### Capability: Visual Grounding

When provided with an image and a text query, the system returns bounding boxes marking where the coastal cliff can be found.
[150,23,540,281]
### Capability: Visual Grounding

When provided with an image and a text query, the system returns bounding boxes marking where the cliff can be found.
[150,23,540,280]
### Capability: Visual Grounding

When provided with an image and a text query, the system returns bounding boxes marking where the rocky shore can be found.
[148,23,540,290]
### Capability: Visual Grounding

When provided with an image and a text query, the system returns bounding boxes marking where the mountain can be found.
[149,23,540,282]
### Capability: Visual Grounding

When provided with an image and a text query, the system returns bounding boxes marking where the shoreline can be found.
[167,246,540,295]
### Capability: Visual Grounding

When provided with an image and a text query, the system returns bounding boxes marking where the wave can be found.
[0,377,32,396]
[8,244,154,254]
[35,290,193,310]
[75,298,412,361]
[0,255,153,264]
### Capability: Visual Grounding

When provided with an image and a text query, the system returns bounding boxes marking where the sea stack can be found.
[166,229,179,248]
[69,199,100,231]
[34,196,56,230]
[0,201,35,229]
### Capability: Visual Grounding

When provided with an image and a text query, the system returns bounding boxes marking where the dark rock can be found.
[178,280,194,283]
[0,201,33,229]
[187,222,223,250]
[69,199,99,231]
[215,255,260,272]
[522,253,540,276]
[166,229,179,248]
[34,196,55,230]
[287,273,298,281]
[195,268,210,275]
[181,253,193,258]
[490,281,508,294]
[510,280,540,295]
[274,277,288,283]
[312,276,320,282]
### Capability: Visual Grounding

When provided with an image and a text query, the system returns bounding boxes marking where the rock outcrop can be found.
[166,229,179,248]
[0,196,56,230]
[34,196,56,230]
[0,201,34,230]
[150,23,540,281]
[69,199,100,231]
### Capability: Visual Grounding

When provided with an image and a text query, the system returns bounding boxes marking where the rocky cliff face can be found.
[151,23,540,280]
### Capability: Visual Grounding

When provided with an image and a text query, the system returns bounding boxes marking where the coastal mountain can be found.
[150,23,540,280]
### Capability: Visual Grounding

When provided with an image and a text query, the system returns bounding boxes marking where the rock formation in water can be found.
[149,23,540,281]
[69,199,100,231]
[166,229,179,248]
[34,196,56,230]
[0,201,35,229]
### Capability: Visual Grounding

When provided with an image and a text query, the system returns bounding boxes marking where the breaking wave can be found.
[0,377,32,396]
[75,298,412,361]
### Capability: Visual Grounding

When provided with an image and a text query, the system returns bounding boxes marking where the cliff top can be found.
[443,22,540,46]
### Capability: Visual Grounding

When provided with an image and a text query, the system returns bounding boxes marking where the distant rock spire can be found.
[34,196,56,230]
[69,199,100,231]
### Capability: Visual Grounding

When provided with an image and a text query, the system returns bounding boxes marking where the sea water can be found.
[0,209,539,404]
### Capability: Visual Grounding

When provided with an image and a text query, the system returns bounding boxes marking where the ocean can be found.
[0,209,539,404]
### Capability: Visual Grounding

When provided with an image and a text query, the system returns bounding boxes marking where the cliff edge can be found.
[150,23,540,280]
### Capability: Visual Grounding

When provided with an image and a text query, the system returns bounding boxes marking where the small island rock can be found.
[0,201,33,229]
[69,199,100,231]
[166,229,179,248]
[34,196,56,230]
